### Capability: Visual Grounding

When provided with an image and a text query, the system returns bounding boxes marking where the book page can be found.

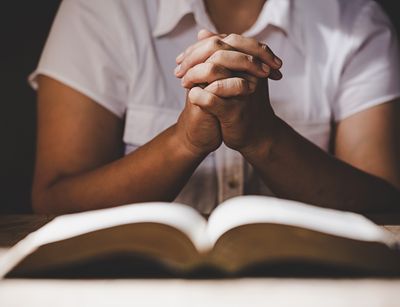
[30,202,211,251]
[206,196,394,247]
[0,202,211,278]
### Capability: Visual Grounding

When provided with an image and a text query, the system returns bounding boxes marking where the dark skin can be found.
[204,0,266,34]
[176,27,400,213]
[32,0,400,214]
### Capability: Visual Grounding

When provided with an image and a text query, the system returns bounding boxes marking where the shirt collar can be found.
[152,0,194,37]
[153,0,292,38]
[244,0,292,37]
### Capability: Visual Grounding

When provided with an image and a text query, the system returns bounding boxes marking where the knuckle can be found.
[204,93,217,108]
[209,36,219,43]
[180,60,188,73]
[258,41,267,50]
[258,41,266,49]
[226,33,240,44]
[208,80,224,95]
[239,78,248,89]
[208,36,223,50]
[205,39,215,51]
[259,43,274,58]
[249,37,258,45]
[208,63,229,79]
[213,80,225,92]
[235,78,248,94]
[185,66,194,79]
[210,49,225,62]
[188,88,197,101]
[183,71,195,86]
[247,54,263,71]
[245,54,256,67]
[246,54,254,62]
[206,62,218,76]
[257,42,266,57]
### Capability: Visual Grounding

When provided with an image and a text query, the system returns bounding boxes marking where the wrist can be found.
[168,124,210,162]
[239,115,284,163]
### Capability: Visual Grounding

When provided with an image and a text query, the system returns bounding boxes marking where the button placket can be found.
[216,144,244,204]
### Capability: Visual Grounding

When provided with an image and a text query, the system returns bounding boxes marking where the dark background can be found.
[0,1,399,213]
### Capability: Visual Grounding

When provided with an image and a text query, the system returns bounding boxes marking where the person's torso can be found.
[113,0,369,212]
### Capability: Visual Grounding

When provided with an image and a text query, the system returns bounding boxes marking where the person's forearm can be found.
[33,125,204,214]
[242,118,400,213]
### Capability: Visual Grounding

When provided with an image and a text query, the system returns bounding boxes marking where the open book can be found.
[1,195,399,278]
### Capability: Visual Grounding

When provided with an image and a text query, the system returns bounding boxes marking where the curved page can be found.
[207,196,394,247]
[0,202,210,278]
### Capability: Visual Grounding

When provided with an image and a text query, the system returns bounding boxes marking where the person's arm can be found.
[32,76,222,214]
[241,99,400,213]
[177,31,400,213]
[188,77,400,213]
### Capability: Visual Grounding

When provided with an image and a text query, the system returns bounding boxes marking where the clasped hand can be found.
[174,29,283,157]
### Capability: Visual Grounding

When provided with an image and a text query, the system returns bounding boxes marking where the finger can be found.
[181,62,232,89]
[181,62,258,90]
[222,33,283,70]
[269,69,283,80]
[206,50,271,78]
[175,36,234,77]
[175,30,225,64]
[188,86,226,117]
[205,77,255,98]
[197,29,216,40]
[176,32,218,64]
[234,72,258,90]
[177,33,283,72]
[197,29,228,41]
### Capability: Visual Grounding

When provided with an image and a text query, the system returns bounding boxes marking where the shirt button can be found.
[228,178,239,189]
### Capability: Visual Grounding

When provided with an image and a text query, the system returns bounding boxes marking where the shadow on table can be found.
[7,254,400,280]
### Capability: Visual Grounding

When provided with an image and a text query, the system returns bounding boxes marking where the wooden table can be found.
[0,215,400,307]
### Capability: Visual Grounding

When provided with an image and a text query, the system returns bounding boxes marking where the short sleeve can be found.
[29,0,133,118]
[333,1,400,121]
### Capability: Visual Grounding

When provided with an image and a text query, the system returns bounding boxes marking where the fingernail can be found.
[270,69,283,80]
[176,52,184,63]
[261,63,270,75]
[174,65,181,76]
[274,57,282,67]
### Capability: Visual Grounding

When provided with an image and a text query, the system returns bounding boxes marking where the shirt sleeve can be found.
[29,0,133,118]
[333,1,400,121]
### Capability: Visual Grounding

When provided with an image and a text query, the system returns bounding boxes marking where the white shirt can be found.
[29,0,400,213]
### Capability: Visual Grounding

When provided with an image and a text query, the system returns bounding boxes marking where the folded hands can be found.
[174,29,283,158]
